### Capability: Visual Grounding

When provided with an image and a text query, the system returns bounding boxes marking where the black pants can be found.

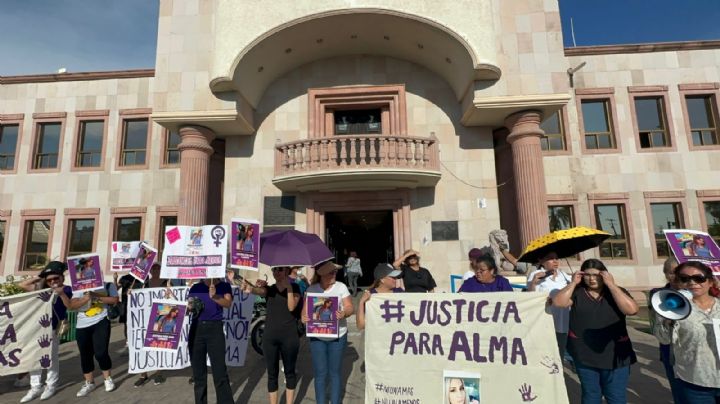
[556,332,568,359]
[190,321,234,404]
[263,328,300,392]
[75,318,112,374]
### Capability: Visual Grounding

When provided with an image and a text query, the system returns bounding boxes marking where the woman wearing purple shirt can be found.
[187,279,233,404]
[458,256,513,293]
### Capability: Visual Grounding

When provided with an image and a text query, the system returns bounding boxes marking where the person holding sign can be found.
[303,260,354,404]
[186,279,233,404]
[458,255,512,293]
[653,261,720,403]
[357,263,403,330]
[553,259,638,404]
[243,267,301,404]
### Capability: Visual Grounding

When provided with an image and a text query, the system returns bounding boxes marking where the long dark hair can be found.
[674,261,720,297]
[580,258,608,272]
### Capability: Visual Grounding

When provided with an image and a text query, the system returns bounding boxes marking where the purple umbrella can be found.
[259,229,334,267]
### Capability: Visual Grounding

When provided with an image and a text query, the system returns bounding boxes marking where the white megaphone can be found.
[651,288,693,321]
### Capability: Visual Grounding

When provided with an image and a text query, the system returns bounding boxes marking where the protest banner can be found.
[0,290,54,375]
[67,253,103,292]
[306,293,339,338]
[160,225,228,279]
[143,299,186,352]
[365,293,569,404]
[230,218,260,271]
[127,286,252,373]
[664,229,720,275]
[130,242,158,282]
[111,241,142,272]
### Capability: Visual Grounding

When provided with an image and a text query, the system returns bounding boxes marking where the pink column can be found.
[504,110,550,250]
[178,126,215,226]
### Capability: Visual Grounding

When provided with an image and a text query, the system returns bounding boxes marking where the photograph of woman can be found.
[313,298,334,321]
[686,234,714,258]
[444,376,480,404]
[153,306,179,334]
[242,225,255,252]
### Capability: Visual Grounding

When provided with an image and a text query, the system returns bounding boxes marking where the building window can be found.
[650,202,685,257]
[113,217,142,241]
[334,109,382,135]
[22,219,51,270]
[165,131,181,165]
[686,95,719,146]
[34,122,62,169]
[120,119,148,166]
[66,219,96,257]
[702,201,720,245]
[157,215,177,257]
[540,111,565,151]
[0,220,5,263]
[0,124,19,171]
[75,121,104,167]
[635,97,670,148]
[581,99,615,149]
[548,205,575,231]
[594,204,631,259]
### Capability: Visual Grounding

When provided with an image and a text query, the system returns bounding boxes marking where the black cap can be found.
[373,263,401,280]
[39,261,67,278]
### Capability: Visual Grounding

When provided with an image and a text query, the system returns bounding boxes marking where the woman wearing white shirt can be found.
[302,260,355,404]
[527,252,571,358]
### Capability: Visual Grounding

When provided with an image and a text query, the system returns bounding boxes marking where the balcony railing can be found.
[275,135,439,176]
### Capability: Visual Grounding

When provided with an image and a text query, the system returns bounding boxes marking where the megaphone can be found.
[651,288,692,321]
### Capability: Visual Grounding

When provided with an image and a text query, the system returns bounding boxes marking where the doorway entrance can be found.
[325,210,394,287]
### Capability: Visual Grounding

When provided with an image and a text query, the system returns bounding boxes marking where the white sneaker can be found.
[40,386,56,400]
[76,382,95,397]
[104,378,115,392]
[20,387,42,403]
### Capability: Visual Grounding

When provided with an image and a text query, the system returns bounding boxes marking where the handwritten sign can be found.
[0,290,54,375]
[160,225,228,279]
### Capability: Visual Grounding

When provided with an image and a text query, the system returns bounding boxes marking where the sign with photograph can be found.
[160,225,228,279]
[143,299,186,352]
[664,229,720,275]
[230,218,260,271]
[130,242,158,283]
[67,253,103,292]
[306,293,339,338]
[111,241,142,272]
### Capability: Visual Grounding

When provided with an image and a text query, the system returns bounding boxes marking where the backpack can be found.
[105,283,122,320]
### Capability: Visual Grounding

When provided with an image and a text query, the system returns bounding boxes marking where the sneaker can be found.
[153,374,166,385]
[20,387,42,403]
[104,378,115,392]
[40,386,56,401]
[76,382,96,397]
[133,376,149,388]
[14,376,30,388]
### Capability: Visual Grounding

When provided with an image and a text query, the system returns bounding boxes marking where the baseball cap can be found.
[39,261,67,278]
[373,263,401,280]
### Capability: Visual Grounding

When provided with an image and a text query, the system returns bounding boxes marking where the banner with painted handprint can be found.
[364,293,569,403]
[0,289,54,375]
[160,225,228,279]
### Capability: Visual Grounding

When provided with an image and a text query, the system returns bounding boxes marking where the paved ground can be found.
[0,301,672,404]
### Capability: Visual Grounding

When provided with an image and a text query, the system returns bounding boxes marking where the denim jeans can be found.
[679,379,720,404]
[575,363,630,404]
[190,321,233,404]
[346,272,360,295]
[309,335,347,404]
[659,344,687,404]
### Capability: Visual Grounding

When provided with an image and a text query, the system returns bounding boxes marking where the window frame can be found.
[17,209,56,274]
[588,194,636,264]
[547,194,580,261]
[575,88,621,154]
[0,210,11,273]
[540,107,571,156]
[61,208,100,260]
[643,192,688,262]
[160,128,181,168]
[628,86,676,152]
[29,112,67,173]
[678,83,720,151]
[155,206,178,259]
[696,190,720,246]
[71,110,109,172]
[0,114,24,174]
[115,108,152,170]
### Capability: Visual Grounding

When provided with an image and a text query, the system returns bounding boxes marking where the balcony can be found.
[273,135,441,192]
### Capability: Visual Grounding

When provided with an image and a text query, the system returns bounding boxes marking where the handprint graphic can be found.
[37,334,52,348]
[38,314,51,328]
[36,291,53,302]
[519,383,537,402]
[540,355,560,374]
[39,355,51,369]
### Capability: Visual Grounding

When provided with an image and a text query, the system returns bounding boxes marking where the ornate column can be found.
[504,110,550,250]
[178,126,215,226]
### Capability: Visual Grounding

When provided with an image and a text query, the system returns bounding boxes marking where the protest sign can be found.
[306,293,339,338]
[111,241,142,272]
[67,253,103,292]
[127,286,252,373]
[143,299,186,352]
[365,293,569,404]
[130,242,158,282]
[160,225,228,279]
[230,218,260,271]
[0,290,54,375]
[664,229,720,275]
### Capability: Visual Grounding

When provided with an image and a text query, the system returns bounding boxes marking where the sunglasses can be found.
[677,274,709,284]
[45,276,62,282]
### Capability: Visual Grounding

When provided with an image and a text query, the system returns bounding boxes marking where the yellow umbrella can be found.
[518,226,611,263]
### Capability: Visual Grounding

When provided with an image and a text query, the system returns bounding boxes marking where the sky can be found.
[0,1,720,75]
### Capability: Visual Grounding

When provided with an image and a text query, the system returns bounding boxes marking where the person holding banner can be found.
[458,256,513,293]
[526,252,571,358]
[187,279,234,404]
[357,263,403,330]
[553,259,638,404]
[303,260,355,404]
[17,262,72,402]
[653,261,720,403]
[243,267,301,404]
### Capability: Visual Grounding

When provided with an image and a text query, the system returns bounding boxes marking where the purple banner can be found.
[130,242,158,282]
[306,293,339,338]
[664,229,720,276]
[143,299,186,352]
[230,218,260,271]
[67,253,104,292]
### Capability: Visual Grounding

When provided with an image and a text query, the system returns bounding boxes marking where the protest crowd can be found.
[1,224,720,404]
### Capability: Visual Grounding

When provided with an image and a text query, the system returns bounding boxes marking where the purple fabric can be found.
[259,229,334,267]
[458,276,513,292]
[189,282,232,321]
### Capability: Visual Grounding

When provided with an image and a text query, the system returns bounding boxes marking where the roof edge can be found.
[565,39,720,56]
[0,68,155,84]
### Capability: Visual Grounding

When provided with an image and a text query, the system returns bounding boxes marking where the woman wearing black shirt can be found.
[393,249,436,293]
[243,267,301,404]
